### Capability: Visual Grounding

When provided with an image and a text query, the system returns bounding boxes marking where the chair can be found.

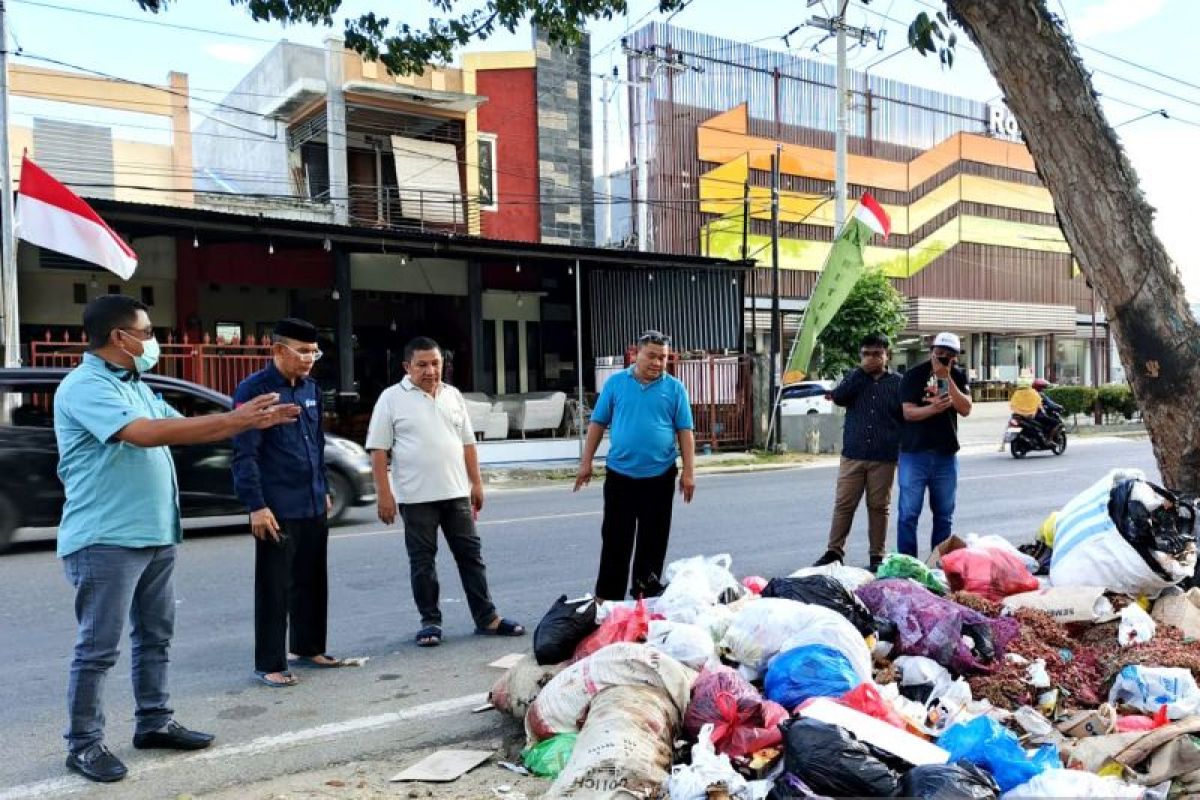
[496,391,568,438]
[462,393,509,440]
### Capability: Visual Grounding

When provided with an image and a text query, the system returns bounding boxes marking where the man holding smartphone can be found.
[896,332,972,557]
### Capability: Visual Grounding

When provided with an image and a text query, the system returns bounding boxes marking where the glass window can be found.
[216,322,242,343]
[0,383,59,427]
[1054,339,1089,385]
[155,387,226,417]
[477,135,498,210]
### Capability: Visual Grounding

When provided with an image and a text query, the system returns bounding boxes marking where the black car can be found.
[0,368,376,552]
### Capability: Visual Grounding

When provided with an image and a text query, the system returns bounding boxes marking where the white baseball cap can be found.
[932,331,961,353]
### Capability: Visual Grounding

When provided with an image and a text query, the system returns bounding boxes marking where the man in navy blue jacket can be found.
[233,318,341,687]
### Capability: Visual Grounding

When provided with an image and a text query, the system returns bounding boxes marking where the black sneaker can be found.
[132,720,215,751]
[868,556,884,573]
[812,549,842,567]
[66,743,128,783]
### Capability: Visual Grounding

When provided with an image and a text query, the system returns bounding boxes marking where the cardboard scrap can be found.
[389,749,492,782]
[798,698,950,766]
[488,653,527,670]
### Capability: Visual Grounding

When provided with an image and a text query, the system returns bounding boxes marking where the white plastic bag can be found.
[663,554,743,601]
[721,599,871,682]
[1001,769,1144,799]
[659,568,716,625]
[646,620,718,670]
[789,563,875,593]
[893,656,953,706]
[1108,665,1200,720]
[1119,603,1156,646]
[693,604,735,644]
[664,724,750,800]
[774,605,873,683]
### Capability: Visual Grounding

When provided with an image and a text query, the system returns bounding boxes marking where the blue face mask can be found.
[120,331,161,373]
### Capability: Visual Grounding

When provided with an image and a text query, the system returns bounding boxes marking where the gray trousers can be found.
[399,498,496,629]
[62,544,175,753]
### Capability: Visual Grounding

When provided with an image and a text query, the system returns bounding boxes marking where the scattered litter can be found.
[665,724,750,800]
[521,733,576,778]
[876,553,949,594]
[496,761,530,776]
[389,749,492,782]
[1108,665,1200,719]
[1118,604,1156,646]
[764,644,861,709]
[472,702,495,713]
[798,696,950,766]
[938,716,1059,792]
[488,653,527,670]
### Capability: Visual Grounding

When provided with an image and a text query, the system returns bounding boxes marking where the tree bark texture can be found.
[946,0,1200,492]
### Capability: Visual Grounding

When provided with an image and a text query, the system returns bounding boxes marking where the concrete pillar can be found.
[168,72,194,206]
[334,249,355,398]
[468,260,485,392]
[325,36,350,225]
[751,352,770,448]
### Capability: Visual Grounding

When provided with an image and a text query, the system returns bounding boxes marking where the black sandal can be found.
[415,625,443,647]
[475,617,525,637]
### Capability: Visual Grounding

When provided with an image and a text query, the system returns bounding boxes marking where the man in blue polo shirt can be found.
[54,295,299,783]
[233,318,345,688]
[575,330,695,600]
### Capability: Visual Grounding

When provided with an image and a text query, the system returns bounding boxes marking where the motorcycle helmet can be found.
[1032,378,1050,392]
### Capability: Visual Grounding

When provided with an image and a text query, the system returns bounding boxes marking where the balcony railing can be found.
[348,184,482,235]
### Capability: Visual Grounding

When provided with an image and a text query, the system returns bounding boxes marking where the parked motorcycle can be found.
[1004,409,1067,458]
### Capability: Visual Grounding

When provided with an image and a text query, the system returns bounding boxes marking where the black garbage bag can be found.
[1109,479,1197,580]
[781,718,899,797]
[766,772,827,799]
[899,761,1000,799]
[762,575,878,638]
[532,594,597,665]
[961,621,996,663]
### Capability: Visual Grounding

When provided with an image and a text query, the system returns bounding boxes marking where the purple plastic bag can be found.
[856,579,1019,673]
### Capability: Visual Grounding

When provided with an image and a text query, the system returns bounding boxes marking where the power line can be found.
[10,0,282,44]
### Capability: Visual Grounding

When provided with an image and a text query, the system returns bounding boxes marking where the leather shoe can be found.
[132,720,215,751]
[812,549,842,567]
[65,743,128,783]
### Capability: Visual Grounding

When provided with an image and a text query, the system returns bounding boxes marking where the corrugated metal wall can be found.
[588,268,742,357]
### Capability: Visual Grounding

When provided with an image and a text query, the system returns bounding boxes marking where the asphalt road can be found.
[0,435,1156,798]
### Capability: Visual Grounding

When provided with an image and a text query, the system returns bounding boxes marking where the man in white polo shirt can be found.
[366,336,524,648]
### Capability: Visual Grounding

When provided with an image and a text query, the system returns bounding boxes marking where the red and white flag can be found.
[16,155,137,279]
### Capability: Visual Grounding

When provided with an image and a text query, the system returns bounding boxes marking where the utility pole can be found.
[600,68,614,247]
[622,40,700,252]
[769,147,781,449]
[0,0,18,368]
[803,0,876,233]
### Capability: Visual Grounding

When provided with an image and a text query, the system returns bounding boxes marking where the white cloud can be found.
[203,43,263,66]
[1069,0,1167,41]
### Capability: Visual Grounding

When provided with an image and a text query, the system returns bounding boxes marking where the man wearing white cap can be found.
[897,332,972,557]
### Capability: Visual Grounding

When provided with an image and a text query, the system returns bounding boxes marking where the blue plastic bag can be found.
[938,716,1059,792]
[763,644,861,710]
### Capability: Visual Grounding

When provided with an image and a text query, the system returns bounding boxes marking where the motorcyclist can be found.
[1008,377,1062,447]
[1032,378,1064,442]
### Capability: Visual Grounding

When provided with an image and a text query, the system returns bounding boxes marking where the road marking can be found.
[960,467,1067,482]
[0,694,484,800]
[331,509,602,541]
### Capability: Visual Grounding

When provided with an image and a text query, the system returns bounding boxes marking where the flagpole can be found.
[0,0,19,368]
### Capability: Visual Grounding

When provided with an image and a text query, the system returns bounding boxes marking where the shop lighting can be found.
[192,233,199,249]
[268,240,275,256]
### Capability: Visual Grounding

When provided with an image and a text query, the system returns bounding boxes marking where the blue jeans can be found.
[897,452,959,557]
[62,544,176,753]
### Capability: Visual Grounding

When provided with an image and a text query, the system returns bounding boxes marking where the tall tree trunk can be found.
[946,0,1200,492]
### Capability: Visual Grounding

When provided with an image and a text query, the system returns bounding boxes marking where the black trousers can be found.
[595,466,678,601]
[254,515,329,673]
[399,498,497,629]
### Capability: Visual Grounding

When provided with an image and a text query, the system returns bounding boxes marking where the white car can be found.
[779,380,836,415]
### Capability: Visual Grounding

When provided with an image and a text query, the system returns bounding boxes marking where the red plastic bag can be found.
[835,682,908,730]
[684,665,788,757]
[1117,705,1170,732]
[572,598,649,661]
[742,576,768,595]
[941,547,1039,602]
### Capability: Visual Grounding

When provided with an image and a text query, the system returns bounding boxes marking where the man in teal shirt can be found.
[54,295,298,783]
[574,330,695,600]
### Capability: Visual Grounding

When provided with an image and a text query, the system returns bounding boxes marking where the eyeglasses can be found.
[119,326,155,341]
[283,343,323,362]
[638,330,671,345]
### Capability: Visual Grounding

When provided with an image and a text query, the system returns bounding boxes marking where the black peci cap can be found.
[273,317,318,343]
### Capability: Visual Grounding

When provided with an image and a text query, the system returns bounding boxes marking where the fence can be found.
[30,332,272,397]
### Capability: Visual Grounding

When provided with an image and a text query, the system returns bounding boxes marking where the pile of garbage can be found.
[489,469,1200,798]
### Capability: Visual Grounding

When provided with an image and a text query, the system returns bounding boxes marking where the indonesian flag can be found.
[782,194,892,383]
[16,155,138,279]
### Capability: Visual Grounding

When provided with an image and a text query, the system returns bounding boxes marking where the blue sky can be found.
[10,0,1199,296]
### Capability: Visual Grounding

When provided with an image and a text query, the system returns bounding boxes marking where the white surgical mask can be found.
[120,330,161,373]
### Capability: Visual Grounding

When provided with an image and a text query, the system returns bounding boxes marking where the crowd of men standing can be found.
[48,293,966,784]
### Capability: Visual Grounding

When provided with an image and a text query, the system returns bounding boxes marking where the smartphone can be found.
[936,377,949,395]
